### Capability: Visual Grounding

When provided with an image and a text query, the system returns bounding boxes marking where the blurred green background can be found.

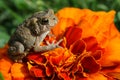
[0,0,120,48]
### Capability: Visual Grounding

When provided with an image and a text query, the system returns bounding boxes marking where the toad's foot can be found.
[34,39,63,52]
[46,39,63,48]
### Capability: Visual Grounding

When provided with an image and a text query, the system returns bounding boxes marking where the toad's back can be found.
[8,25,36,50]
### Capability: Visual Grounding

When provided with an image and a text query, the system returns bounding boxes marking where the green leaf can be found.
[79,0,88,8]
[117,11,120,21]
[13,0,28,10]
[0,72,4,80]
[0,26,7,33]
[0,32,9,48]
[97,4,109,10]
[11,28,16,34]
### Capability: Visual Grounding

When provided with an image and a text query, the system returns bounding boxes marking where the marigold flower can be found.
[0,7,120,80]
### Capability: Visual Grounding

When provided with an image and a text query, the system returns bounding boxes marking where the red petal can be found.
[27,53,47,64]
[51,18,75,40]
[58,72,71,80]
[74,72,88,80]
[65,27,82,48]
[45,62,54,76]
[30,65,46,77]
[70,40,86,55]
[70,63,83,76]
[83,36,102,52]
[91,50,102,60]
[81,56,101,73]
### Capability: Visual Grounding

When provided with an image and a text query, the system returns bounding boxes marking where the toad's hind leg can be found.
[8,41,25,62]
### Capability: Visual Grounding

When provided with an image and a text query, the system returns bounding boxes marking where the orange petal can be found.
[44,48,68,61]
[0,58,12,80]
[107,72,120,80]
[87,73,108,80]
[109,23,120,39]
[45,48,66,66]
[51,18,75,39]
[75,73,108,80]
[56,7,85,24]
[80,9,116,47]
[78,19,94,39]
[0,58,12,74]
[11,63,32,80]
[65,27,82,48]
[49,53,63,66]
[101,64,120,79]
[82,9,115,29]
[99,36,120,67]
[60,37,67,48]
[0,48,13,80]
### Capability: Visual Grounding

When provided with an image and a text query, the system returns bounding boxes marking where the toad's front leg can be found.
[34,31,63,52]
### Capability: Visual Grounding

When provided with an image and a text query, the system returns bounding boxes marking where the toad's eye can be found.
[53,17,56,20]
[41,18,49,25]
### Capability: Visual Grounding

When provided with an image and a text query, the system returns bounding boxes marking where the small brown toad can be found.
[8,9,62,62]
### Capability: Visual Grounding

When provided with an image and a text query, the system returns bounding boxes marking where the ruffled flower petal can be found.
[51,18,75,39]
[99,36,120,67]
[65,27,82,48]
[81,55,100,73]
[56,7,85,24]
[11,63,33,80]
[69,39,85,55]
